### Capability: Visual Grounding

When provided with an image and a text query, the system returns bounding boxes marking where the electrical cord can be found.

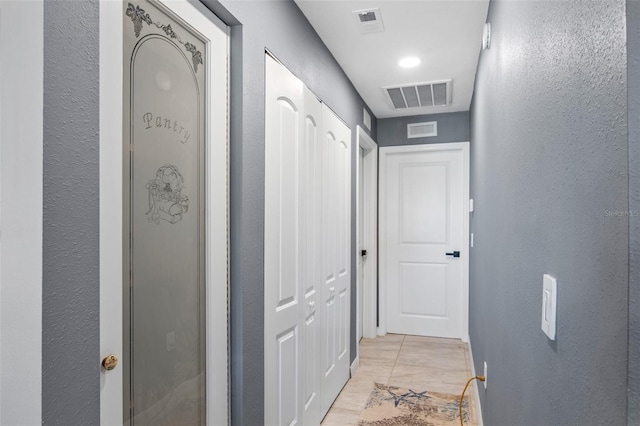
[459,375,485,426]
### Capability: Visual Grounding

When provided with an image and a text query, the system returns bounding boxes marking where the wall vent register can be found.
[407,121,437,139]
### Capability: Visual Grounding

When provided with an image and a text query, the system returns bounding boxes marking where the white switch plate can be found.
[541,274,557,340]
[469,198,474,212]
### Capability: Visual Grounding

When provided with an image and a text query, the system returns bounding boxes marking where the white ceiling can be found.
[294,0,490,118]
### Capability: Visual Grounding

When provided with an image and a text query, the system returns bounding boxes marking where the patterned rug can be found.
[356,383,471,426]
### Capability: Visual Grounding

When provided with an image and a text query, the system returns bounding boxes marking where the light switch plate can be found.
[541,274,557,340]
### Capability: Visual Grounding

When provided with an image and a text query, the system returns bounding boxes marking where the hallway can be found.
[1,1,637,424]
[322,334,478,425]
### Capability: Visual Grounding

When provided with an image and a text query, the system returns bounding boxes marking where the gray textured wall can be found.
[469,1,628,425]
[42,1,100,425]
[41,0,373,424]
[628,0,640,423]
[377,111,469,147]
[203,1,376,424]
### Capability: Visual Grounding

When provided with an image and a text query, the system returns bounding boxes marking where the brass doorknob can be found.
[102,354,118,371]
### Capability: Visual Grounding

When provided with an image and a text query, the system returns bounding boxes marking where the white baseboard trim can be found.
[467,341,484,426]
[350,356,360,377]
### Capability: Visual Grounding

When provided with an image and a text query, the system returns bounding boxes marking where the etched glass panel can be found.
[123,1,206,424]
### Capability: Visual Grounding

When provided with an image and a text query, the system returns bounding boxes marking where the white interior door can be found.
[264,56,324,426]
[380,143,469,339]
[99,1,229,425]
[320,105,351,416]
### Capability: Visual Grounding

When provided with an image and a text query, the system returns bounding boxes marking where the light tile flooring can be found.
[321,334,478,425]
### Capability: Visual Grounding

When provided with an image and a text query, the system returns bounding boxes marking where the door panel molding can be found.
[379,142,469,341]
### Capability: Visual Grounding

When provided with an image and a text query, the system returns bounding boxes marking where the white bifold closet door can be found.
[264,54,351,426]
[319,103,351,416]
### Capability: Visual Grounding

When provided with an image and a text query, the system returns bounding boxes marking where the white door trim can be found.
[0,1,44,424]
[99,2,124,423]
[355,126,378,342]
[99,2,230,424]
[378,142,469,341]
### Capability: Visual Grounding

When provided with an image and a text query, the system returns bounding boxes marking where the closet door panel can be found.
[320,105,351,416]
[301,86,322,425]
[265,55,303,426]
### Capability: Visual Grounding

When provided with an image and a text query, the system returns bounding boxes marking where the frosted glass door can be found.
[124,1,206,424]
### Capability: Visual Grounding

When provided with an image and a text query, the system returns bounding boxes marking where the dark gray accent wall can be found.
[469,1,628,425]
[377,111,469,147]
[43,1,100,425]
[203,1,376,424]
[627,1,640,423]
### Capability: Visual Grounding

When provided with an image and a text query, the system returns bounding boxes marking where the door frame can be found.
[99,1,230,424]
[355,126,379,344]
[0,1,44,423]
[378,142,470,341]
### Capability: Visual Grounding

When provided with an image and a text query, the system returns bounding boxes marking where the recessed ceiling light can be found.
[399,57,421,68]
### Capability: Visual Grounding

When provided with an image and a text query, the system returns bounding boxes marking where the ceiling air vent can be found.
[383,80,452,110]
[408,121,437,139]
[352,8,384,33]
[359,12,376,22]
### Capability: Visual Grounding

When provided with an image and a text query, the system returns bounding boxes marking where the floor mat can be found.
[356,382,471,426]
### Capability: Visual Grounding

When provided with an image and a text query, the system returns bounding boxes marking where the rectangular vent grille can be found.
[407,121,437,139]
[358,12,376,22]
[352,8,384,33]
[383,80,452,110]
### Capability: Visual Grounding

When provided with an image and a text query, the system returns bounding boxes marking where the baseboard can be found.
[350,355,360,377]
[467,341,484,426]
